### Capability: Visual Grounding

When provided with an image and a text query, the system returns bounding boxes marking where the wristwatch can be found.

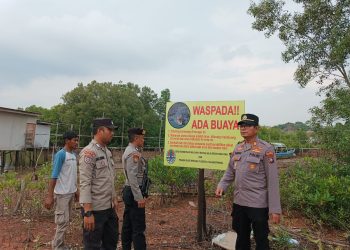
[83,210,93,217]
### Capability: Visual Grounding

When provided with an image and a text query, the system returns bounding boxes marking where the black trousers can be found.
[232,203,270,250]
[121,186,146,250]
[82,208,119,250]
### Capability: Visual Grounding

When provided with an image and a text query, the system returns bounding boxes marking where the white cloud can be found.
[231,65,296,92]
[0,76,81,109]
[0,0,323,125]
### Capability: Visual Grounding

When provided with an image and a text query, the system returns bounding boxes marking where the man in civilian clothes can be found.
[44,131,79,250]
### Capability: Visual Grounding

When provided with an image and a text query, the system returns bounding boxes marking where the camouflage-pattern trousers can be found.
[52,193,74,250]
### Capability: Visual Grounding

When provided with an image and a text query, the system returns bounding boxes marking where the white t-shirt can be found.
[51,149,77,194]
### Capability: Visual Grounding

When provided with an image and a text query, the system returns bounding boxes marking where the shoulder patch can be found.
[265,151,275,164]
[84,156,93,164]
[132,153,140,163]
[82,149,96,164]
[83,149,96,157]
[265,151,274,158]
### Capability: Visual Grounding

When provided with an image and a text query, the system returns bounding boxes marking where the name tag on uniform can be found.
[96,156,105,161]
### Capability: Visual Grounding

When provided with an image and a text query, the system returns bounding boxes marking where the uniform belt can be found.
[92,207,113,214]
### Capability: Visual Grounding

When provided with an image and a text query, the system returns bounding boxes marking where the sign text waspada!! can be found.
[191,105,240,130]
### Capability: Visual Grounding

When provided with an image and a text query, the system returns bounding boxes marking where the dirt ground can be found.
[0,196,349,250]
[0,196,217,250]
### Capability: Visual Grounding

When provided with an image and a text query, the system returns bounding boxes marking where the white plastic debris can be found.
[272,237,299,246]
[288,238,299,245]
[212,233,225,243]
[212,231,236,250]
[188,201,196,207]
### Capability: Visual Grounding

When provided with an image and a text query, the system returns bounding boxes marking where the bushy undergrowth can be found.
[0,163,52,216]
[280,158,350,230]
[148,156,197,196]
[4,155,349,236]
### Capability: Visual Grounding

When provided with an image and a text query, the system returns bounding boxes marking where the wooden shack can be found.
[0,107,51,172]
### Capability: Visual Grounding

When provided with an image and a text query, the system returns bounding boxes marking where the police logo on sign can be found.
[166,149,176,164]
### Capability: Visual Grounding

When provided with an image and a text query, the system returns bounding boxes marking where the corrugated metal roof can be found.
[36,121,51,126]
[0,106,40,117]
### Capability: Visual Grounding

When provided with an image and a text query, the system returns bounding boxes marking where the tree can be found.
[308,88,350,162]
[25,81,170,148]
[248,1,350,161]
[155,89,171,119]
[25,104,63,123]
[309,87,350,126]
[274,121,310,132]
[140,86,158,112]
[259,124,311,148]
[248,0,350,91]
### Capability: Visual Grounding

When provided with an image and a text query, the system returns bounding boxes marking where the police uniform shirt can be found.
[218,138,282,214]
[122,143,146,201]
[79,139,116,211]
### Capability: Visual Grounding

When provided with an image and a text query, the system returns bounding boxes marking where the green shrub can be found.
[0,171,21,191]
[148,156,197,196]
[314,124,350,163]
[280,158,350,230]
[115,171,126,195]
[0,163,52,216]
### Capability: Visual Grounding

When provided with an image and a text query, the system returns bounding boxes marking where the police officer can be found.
[121,128,147,250]
[79,118,119,250]
[215,114,281,250]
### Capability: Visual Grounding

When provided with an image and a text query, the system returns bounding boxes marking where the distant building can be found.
[0,106,51,151]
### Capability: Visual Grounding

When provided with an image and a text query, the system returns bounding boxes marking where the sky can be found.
[0,0,322,126]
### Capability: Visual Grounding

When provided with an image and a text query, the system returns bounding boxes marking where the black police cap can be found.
[93,118,118,129]
[128,127,146,136]
[238,113,259,126]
